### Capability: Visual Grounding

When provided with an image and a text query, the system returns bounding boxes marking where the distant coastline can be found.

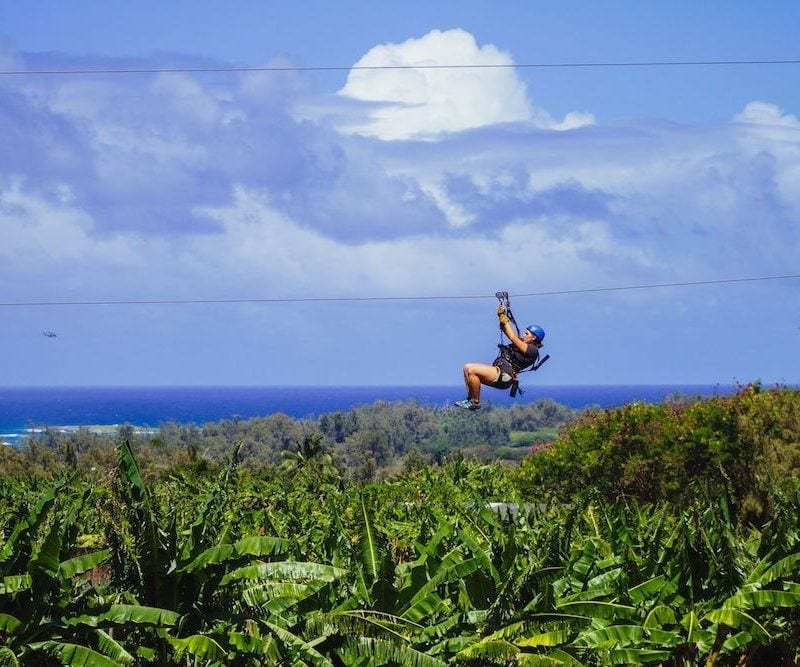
[0,384,752,447]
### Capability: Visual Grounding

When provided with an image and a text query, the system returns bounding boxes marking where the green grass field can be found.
[509,427,560,445]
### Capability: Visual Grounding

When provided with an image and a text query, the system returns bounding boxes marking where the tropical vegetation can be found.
[1,398,576,482]
[1,385,799,665]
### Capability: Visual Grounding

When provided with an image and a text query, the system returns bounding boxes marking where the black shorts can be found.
[491,358,515,389]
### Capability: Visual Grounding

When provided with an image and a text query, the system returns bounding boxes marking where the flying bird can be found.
[42,331,57,338]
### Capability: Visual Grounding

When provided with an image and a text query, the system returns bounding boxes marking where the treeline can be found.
[513,383,800,515]
[5,385,799,513]
[1,398,577,482]
[2,397,800,664]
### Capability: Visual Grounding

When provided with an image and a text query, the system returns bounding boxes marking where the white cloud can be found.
[166,186,618,299]
[0,181,94,264]
[551,111,597,131]
[337,29,593,140]
[731,102,800,218]
[0,179,607,304]
[734,101,800,128]
[2,42,799,320]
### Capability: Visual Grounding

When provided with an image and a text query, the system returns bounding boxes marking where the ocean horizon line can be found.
[0,382,748,390]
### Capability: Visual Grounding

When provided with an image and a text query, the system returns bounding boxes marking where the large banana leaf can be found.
[228,630,281,661]
[704,609,770,642]
[262,620,334,667]
[517,650,584,666]
[180,446,240,562]
[116,434,162,591]
[0,483,61,567]
[107,604,179,626]
[360,494,380,581]
[555,601,636,620]
[0,613,22,634]
[402,557,480,622]
[94,630,134,665]
[455,523,500,584]
[643,604,677,628]
[344,636,447,667]
[59,550,110,579]
[720,630,753,653]
[180,535,292,572]
[517,627,572,647]
[722,589,800,611]
[417,612,461,641]
[117,434,146,502]
[27,505,65,581]
[748,551,800,587]
[0,647,19,667]
[240,579,331,616]
[28,641,120,667]
[75,604,181,627]
[608,648,674,663]
[168,634,227,663]
[220,561,346,586]
[573,624,644,648]
[645,627,684,647]
[627,575,667,604]
[305,609,417,641]
[0,574,31,594]
[413,520,452,559]
[454,637,519,662]
[471,619,527,642]
[401,590,448,624]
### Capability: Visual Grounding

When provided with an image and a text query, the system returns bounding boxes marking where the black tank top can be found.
[496,343,539,373]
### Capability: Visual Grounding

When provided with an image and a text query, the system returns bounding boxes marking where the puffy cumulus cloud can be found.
[337,29,593,140]
[734,101,800,128]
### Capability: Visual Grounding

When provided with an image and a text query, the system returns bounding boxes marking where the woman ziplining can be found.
[455,292,549,411]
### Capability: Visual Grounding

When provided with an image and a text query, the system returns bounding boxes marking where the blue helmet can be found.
[526,325,545,342]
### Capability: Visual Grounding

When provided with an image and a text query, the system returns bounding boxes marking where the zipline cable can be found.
[1,59,799,76]
[2,273,798,307]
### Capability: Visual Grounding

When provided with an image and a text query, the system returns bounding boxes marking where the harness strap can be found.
[494,290,550,396]
[528,353,551,371]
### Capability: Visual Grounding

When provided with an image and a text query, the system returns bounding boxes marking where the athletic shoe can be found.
[454,399,480,411]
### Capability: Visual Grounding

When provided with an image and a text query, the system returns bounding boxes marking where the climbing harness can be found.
[494,291,550,397]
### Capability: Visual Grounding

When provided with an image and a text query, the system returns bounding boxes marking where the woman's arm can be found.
[501,320,529,353]
[498,305,529,354]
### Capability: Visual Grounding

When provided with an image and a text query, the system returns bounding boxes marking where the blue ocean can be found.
[0,384,742,448]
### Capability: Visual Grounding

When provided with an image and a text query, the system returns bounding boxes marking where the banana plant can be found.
[0,480,117,665]
[86,432,354,664]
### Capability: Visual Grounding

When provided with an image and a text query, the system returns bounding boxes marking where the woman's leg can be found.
[462,363,499,404]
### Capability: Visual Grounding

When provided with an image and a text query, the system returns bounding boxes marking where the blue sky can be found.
[1,2,799,387]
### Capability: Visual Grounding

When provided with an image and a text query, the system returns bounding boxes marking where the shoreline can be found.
[2,424,158,447]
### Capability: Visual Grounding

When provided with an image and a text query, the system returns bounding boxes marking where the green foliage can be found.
[12,398,579,483]
[2,388,800,664]
[0,479,118,664]
[513,386,800,508]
